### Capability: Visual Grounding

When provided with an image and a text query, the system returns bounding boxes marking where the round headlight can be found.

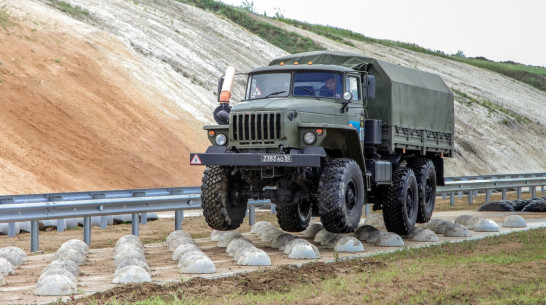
[215,134,227,146]
[303,132,316,145]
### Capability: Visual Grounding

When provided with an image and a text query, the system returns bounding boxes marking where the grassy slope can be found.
[276,17,546,93]
[180,0,546,93]
[177,0,322,54]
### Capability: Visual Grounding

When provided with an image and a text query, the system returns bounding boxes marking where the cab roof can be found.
[249,63,355,74]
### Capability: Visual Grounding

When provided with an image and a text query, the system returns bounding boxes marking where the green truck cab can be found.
[190,51,454,235]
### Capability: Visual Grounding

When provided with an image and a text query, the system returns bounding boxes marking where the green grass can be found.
[47,0,91,20]
[177,0,322,54]
[0,7,11,30]
[274,17,546,92]
[455,56,546,92]
[452,88,531,124]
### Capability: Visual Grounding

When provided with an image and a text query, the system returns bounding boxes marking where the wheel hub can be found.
[425,179,433,202]
[406,189,414,218]
[346,181,357,210]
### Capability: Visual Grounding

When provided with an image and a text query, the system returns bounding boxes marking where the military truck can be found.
[190,51,454,235]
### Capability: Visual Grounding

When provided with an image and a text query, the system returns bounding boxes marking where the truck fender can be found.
[321,128,366,175]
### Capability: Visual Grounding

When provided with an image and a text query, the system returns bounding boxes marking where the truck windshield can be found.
[294,72,342,99]
[246,73,291,100]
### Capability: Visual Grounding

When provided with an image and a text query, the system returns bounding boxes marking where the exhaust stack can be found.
[214,66,236,125]
[219,66,236,104]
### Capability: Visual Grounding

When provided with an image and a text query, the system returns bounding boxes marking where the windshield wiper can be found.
[265,90,286,98]
[298,87,320,100]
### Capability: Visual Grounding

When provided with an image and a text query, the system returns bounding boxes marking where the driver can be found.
[319,76,336,97]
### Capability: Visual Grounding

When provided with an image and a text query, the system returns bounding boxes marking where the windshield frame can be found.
[242,65,355,102]
[244,69,345,101]
[245,72,291,101]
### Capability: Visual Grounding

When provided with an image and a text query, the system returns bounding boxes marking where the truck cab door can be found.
[344,74,363,129]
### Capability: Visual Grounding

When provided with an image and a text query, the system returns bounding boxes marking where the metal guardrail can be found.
[0,186,273,252]
[1,174,545,252]
[444,172,546,182]
[438,176,546,205]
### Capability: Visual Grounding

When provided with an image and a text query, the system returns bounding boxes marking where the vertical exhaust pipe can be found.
[214,66,236,125]
[219,66,236,103]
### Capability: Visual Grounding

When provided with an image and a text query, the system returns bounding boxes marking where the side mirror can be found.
[341,91,352,113]
[343,91,353,101]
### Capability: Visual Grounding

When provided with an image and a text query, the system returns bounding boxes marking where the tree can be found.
[240,0,255,13]
[274,7,285,19]
[454,50,466,58]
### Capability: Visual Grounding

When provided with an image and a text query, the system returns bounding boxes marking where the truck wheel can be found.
[318,158,365,233]
[382,167,418,235]
[201,166,247,231]
[276,201,312,232]
[408,158,436,223]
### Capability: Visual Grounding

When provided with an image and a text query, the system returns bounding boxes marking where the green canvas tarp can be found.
[270,51,454,137]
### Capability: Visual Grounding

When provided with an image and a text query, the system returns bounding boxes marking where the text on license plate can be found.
[261,155,292,163]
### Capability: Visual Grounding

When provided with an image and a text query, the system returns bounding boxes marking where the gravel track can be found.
[1,211,545,304]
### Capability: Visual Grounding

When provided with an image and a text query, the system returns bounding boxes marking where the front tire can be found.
[318,158,365,233]
[382,167,419,235]
[276,200,312,232]
[201,166,247,230]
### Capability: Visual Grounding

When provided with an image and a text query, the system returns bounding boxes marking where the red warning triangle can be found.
[190,154,202,165]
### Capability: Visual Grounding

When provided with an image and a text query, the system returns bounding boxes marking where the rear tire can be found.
[276,200,312,232]
[408,158,436,223]
[201,166,247,230]
[382,167,418,235]
[318,158,365,233]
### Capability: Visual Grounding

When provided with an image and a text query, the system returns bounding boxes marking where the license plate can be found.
[261,155,292,163]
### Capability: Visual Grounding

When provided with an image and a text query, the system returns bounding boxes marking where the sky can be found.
[221,0,546,67]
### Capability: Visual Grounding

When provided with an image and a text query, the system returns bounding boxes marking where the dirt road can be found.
[1,209,545,305]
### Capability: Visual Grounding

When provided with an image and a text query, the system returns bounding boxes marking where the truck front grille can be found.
[232,112,282,142]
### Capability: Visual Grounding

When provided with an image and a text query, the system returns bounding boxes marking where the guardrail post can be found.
[83,217,91,246]
[57,219,66,232]
[8,222,16,237]
[92,194,109,229]
[531,186,536,198]
[271,204,276,214]
[49,195,67,233]
[170,189,185,231]
[458,191,462,199]
[133,192,147,225]
[100,217,108,229]
[485,190,492,203]
[442,193,446,200]
[502,189,507,200]
[542,185,545,194]
[468,192,473,205]
[365,203,370,216]
[132,213,139,236]
[450,192,454,206]
[31,220,39,252]
[248,205,256,226]
[517,188,522,199]
[175,210,184,231]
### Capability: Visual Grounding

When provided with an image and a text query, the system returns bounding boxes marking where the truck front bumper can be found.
[190,146,326,167]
